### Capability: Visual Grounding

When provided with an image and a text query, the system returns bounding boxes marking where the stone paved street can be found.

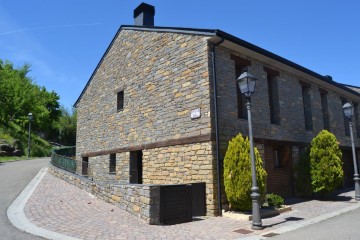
[22,169,360,240]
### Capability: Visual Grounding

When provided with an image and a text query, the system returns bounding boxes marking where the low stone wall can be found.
[48,166,161,224]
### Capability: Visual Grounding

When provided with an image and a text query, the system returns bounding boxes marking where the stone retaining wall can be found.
[49,166,161,224]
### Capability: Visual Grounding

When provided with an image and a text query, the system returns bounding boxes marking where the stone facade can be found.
[76,29,217,215]
[75,24,360,219]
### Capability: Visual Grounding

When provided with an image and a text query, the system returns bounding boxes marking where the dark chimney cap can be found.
[134,2,155,18]
[324,75,333,81]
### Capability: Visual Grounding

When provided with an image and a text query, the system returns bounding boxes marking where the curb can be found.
[7,166,80,240]
[239,201,360,240]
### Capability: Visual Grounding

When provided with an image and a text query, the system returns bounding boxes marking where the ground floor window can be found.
[129,150,143,184]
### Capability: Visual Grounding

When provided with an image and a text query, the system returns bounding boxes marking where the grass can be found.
[0,156,38,163]
[0,122,52,157]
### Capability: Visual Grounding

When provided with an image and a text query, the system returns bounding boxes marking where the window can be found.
[231,55,251,119]
[319,89,330,130]
[265,67,280,124]
[117,91,124,111]
[301,82,313,130]
[274,150,281,168]
[341,97,350,136]
[353,102,360,138]
[129,150,143,184]
[82,157,89,176]
[273,146,291,168]
[109,154,116,173]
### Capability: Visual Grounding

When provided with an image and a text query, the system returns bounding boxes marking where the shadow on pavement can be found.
[284,186,355,205]
[263,217,305,228]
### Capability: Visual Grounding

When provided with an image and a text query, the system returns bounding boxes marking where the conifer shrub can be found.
[310,130,344,194]
[294,149,313,197]
[224,133,267,211]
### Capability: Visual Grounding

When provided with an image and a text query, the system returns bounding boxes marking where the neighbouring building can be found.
[74,3,360,217]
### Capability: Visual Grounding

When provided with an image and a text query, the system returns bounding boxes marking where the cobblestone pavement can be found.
[23,170,359,240]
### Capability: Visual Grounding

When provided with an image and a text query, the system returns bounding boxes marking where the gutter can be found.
[211,37,224,216]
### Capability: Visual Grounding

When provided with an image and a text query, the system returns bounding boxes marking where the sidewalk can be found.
[8,167,360,240]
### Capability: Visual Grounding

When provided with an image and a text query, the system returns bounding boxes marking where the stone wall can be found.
[213,45,360,198]
[81,141,217,216]
[75,29,218,214]
[214,46,360,160]
[76,29,212,160]
[142,142,217,215]
[49,166,161,224]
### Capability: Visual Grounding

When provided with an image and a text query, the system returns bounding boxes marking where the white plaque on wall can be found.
[190,108,201,119]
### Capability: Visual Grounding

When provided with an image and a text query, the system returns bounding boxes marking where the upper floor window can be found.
[117,91,124,111]
[353,102,360,138]
[319,89,330,131]
[231,55,251,120]
[265,67,280,124]
[341,97,350,136]
[300,81,313,131]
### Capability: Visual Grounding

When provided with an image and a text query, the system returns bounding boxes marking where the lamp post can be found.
[237,70,263,230]
[342,103,360,201]
[28,113,33,158]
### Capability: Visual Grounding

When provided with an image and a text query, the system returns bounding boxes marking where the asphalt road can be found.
[273,207,360,240]
[0,158,49,240]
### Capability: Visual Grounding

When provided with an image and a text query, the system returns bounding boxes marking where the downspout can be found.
[211,37,224,216]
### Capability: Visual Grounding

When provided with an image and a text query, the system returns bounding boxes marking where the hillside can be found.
[0,122,52,158]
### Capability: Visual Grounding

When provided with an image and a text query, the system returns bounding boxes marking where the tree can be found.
[56,107,77,146]
[223,133,267,211]
[310,130,344,194]
[0,59,61,138]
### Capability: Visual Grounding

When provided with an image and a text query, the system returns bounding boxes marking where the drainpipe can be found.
[211,37,224,216]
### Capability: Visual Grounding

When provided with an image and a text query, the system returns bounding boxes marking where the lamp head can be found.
[342,103,353,119]
[237,70,257,98]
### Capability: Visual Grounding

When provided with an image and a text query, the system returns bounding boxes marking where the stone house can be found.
[74,3,360,216]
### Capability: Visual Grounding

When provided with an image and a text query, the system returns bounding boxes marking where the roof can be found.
[342,84,360,94]
[74,25,360,107]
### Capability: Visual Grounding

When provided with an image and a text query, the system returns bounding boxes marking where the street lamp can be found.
[342,103,360,201]
[28,113,33,158]
[237,69,263,230]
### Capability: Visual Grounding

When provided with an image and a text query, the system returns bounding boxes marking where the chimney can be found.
[324,75,333,81]
[134,2,155,26]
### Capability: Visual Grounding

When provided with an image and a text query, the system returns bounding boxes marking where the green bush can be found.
[310,130,344,194]
[294,149,313,197]
[224,133,267,211]
[266,193,284,208]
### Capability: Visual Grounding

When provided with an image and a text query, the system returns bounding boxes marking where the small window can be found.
[117,91,124,111]
[231,55,251,120]
[341,97,350,136]
[109,154,116,173]
[353,102,360,138]
[319,89,330,131]
[82,157,89,176]
[265,67,280,124]
[301,82,313,131]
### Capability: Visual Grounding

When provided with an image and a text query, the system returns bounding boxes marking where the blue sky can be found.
[1,1,359,109]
